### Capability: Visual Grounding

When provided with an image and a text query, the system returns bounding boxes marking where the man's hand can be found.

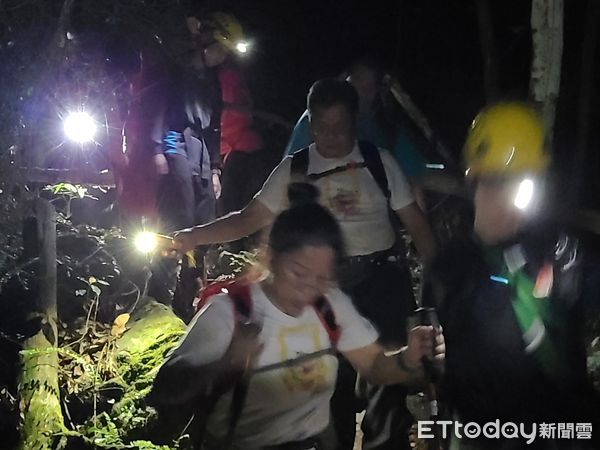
[402,325,445,371]
[153,154,169,175]
[172,228,198,254]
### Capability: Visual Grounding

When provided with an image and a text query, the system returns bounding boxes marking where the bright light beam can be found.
[514,179,535,210]
[134,232,158,254]
[64,111,97,143]
[235,41,249,54]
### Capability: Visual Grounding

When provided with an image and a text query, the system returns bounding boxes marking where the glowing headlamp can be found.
[235,41,249,54]
[514,178,535,211]
[64,111,97,143]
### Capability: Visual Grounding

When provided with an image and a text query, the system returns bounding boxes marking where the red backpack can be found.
[196,279,341,347]
[189,279,341,446]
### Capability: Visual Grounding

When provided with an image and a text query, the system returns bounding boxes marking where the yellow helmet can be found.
[464,102,549,177]
[209,12,245,53]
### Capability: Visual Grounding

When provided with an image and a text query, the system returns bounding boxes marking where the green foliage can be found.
[19,332,65,450]
[218,249,260,276]
[55,300,186,449]
[0,1,219,449]
[48,183,90,199]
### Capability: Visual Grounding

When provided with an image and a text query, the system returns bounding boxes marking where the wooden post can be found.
[18,198,64,450]
[33,199,57,317]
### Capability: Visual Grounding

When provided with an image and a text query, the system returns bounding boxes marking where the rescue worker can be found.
[173,78,436,450]
[134,41,221,313]
[200,12,266,216]
[152,54,221,233]
[423,102,599,449]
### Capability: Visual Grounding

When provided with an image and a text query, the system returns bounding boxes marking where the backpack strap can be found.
[197,280,254,444]
[358,140,405,240]
[224,283,253,443]
[292,141,390,204]
[226,283,252,441]
[196,278,252,314]
[196,279,235,312]
[358,140,391,200]
[313,296,341,348]
[290,146,310,183]
[225,283,253,323]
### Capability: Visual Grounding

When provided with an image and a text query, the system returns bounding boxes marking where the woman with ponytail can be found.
[152,183,444,450]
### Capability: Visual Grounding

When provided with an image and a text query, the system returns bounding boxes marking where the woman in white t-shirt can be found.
[151,183,444,450]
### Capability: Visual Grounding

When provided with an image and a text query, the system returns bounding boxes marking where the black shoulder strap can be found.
[291,141,390,202]
[290,146,310,182]
[358,140,390,200]
[313,296,341,347]
[224,285,254,443]
[227,284,253,323]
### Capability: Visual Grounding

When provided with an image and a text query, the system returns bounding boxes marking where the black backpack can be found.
[290,140,391,201]
[291,140,410,250]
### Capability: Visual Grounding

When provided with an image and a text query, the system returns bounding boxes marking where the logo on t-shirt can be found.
[277,324,332,393]
[323,171,361,217]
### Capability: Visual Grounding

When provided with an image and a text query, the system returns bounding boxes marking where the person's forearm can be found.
[411,224,436,264]
[397,203,436,264]
[189,211,253,245]
[362,348,421,386]
[189,201,272,246]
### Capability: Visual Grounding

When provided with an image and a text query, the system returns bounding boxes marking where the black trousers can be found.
[219,151,268,216]
[331,255,416,450]
[151,154,216,309]
[156,153,216,232]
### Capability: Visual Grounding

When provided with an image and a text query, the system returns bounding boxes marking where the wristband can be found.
[396,348,420,373]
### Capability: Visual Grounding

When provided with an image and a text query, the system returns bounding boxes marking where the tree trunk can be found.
[18,198,64,450]
[107,299,186,443]
[529,0,564,145]
[476,0,499,102]
[572,0,600,202]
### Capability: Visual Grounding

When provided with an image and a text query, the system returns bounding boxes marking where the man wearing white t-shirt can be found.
[174,78,435,450]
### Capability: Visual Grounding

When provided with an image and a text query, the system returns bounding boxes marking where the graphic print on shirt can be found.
[322,169,361,218]
[278,323,331,393]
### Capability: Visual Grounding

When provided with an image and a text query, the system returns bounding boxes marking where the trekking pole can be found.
[409,307,445,450]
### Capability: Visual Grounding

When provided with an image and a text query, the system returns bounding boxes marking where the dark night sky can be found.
[220,0,527,152]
